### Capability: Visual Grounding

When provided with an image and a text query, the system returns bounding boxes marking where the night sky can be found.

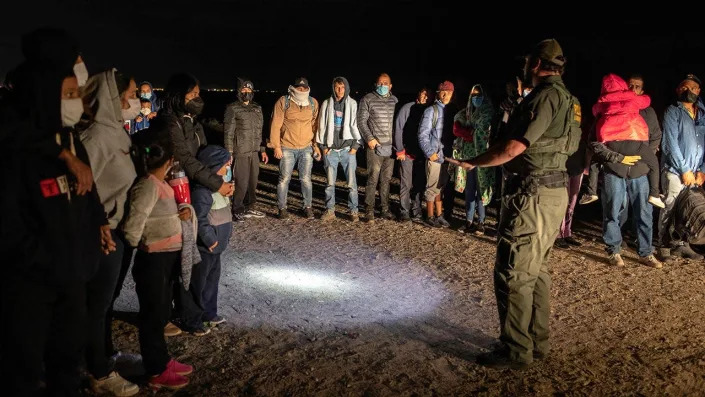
[2,1,704,115]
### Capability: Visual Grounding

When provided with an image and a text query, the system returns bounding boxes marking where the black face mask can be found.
[238,91,254,103]
[680,90,699,104]
[185,96,204,116]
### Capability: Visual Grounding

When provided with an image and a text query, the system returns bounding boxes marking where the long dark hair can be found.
[162,73,199,115]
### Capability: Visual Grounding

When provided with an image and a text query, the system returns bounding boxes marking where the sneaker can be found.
[608,253,625,267]
[411,213,423,223]
[366,211,375,223]
[304,207,315,219]
[149,367,189,390]
[671,243,704,260]
[425,217,441,228]
[243,209,266,218]
[459,221,475,234]
[320,210,335,221]
[554,238,570,249]
[278,208,289,220]
[564,236,582,246]
[476,347,533,370]
[579,194,599,205]
[232,212,245,223]
[380,210,395,220]
[189,326,211,337]
[164,322,182,337]
[205,315,226,327]
[399,212,411,222]
[350,212,360,222]
[436,216,450,228]
[639,254,663,269]
[648,196,665,208]
[474,222,486,236]
[91,371,139,396]
[167,358,193,376]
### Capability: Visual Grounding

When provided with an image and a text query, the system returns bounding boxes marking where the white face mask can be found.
[140,107,152,116]
[73,62,89,87]
[61,98,84,127]
[122,98,141,120]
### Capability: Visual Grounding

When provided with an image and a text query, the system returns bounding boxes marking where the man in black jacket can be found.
[224,78,268,222]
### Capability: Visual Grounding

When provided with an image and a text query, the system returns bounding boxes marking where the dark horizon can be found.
[2,1,704,113]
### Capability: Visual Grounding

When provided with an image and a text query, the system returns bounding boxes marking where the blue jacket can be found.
[662,99,705,175]
[134,112,150,132]
[418,101,446,162]
[193,145,232,254]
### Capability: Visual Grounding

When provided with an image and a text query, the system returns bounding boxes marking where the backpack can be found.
[668,186,705,245]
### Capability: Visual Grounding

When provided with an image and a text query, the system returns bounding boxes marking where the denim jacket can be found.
[662,99,705,175]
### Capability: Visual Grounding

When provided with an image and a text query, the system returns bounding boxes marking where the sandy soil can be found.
[110,163,705,396]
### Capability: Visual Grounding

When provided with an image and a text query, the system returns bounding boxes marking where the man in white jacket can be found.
[316,76,362,221]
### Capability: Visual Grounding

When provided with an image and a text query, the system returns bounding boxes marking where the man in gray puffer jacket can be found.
[358,73,398,222]
[224,78,268,221]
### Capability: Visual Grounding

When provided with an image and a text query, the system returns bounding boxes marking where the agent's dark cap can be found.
[530,39,565,66]
[680,73,702,87]
[293,77,309,89]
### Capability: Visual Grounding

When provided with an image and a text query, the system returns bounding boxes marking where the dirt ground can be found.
[111,163,705,396]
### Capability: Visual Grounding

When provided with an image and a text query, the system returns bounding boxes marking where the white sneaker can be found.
[243,209,266,218]
[608,253,625,266]
[91,371,139,396]
[648,196,665,208]
[579,194,599,205]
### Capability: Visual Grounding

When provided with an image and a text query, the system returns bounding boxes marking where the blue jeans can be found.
[601,173,653,257]
[465,168,485,222]
[324,148,358,212]
[277,146,313,209]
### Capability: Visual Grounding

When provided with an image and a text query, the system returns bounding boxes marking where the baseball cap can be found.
[530,38,565,66]
[437,80,454,92]
[293,77,309,89]
[680,73,702,87]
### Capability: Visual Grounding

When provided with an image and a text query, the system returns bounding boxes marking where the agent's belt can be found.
[504,171,568,195]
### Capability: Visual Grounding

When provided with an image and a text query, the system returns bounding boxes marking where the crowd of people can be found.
[1,28,704,395]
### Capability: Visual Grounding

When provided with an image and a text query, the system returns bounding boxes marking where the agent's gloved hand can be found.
[620,155,641,166]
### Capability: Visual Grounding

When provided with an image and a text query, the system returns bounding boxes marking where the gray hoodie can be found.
[80,69,137,229]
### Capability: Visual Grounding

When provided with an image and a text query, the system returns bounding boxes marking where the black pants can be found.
[586,162,600,196]
[2,274,86,397]
[189,251,222,321]
[86,229,124,379]
[132,250,179,376]
[106,232,135,357]
[232,152,260,214]
[399,157,426,217]
[365,148,395,211]
[172,278,205,332]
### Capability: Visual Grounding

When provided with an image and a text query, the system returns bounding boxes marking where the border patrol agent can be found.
[460,39,581,369]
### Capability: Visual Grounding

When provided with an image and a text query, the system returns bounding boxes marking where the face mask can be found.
[471,96,483,108]
[185,96,204,116]
[73,62,89,87]
[61,98,84,127]
[140,107,151,116]
[238,91,254,103]
[223,166,232,182]
[522,88,532,97]
[376,85,390,96]
[122,98,141,120]
[680,90,699,104]
[140,92,152,100]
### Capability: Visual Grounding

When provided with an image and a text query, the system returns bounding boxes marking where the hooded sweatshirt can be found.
[81,69,138,229]
[192,145,233,254]
[316,77,361,150]
[592,74,650,143]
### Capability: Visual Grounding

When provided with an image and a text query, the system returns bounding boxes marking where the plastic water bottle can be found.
[168,161,191,204]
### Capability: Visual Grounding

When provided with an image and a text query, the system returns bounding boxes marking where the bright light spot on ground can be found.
[247,266,352,295]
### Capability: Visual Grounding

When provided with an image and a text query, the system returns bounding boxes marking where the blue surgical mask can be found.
[376,85,390,96]
[471,96,483,108]
[223,166,232,182]
[140,92,152,100]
